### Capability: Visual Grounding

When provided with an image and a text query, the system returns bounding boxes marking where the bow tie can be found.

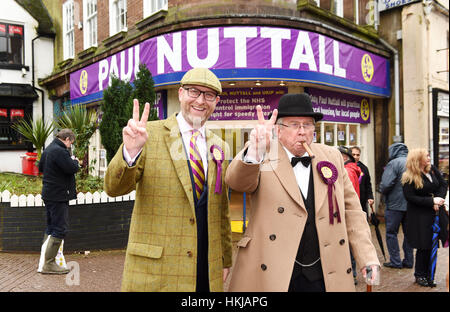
[291,156,311,168]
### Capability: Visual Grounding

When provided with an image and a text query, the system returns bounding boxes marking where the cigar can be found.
[302,142,315,159]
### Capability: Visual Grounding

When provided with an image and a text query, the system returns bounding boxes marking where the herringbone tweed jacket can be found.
[104,113,232,292]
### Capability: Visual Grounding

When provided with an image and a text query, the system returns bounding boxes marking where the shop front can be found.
[68,25,390,227]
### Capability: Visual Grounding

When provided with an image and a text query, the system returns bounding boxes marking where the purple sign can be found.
[211,87,287,120]
[308,88,370,123]
[71,26,390,104]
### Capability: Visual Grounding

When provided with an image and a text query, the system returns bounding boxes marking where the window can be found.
[83,0,97,49]
[314,121,360,147]
[143,0,168,18]
[0,23,24,65]
[110,0,127,36]
[0,106,30,148]
[63,0,75,59]
[332,0,344,17]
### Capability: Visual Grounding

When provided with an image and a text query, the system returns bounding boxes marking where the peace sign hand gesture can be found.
[247,105,278,162]
[123,99,150,159]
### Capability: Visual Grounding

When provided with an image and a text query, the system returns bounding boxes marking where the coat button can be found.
[261,264,267,271]
[187,251,193,257]
[189,218,195,224]
[277,207,284,213]
[269,234,276,241]
[347,268,352,274]
[333,212,338,217]
[339,239,345,245]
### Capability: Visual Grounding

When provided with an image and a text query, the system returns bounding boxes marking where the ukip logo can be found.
[79,70,88,95]
[361,54,374,83]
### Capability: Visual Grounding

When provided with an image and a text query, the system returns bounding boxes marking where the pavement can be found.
[0,223,448,293]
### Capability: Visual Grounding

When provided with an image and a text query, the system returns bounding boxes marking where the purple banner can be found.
[309,88,370,123]
[211,87,287,120]
[70,26,390,102]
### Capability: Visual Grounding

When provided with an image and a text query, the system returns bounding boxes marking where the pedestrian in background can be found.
[402,148,448,287]
[379,143,414,270]
[38,128,79,274]
[104,68,232,292]
[351,146,374,215]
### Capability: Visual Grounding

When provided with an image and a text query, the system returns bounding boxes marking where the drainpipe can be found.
[31,35,45,123]
[379,38,401,143]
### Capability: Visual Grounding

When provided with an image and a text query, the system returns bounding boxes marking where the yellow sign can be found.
[79,70,88,95]
[361,54,374,82]
[360,98,370,121]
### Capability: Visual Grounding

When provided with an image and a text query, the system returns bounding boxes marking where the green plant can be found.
[100,64,159,163]
[56,104,98,177]
[11,117,54,160]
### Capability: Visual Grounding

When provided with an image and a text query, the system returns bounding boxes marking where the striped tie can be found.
[190,130,205,200]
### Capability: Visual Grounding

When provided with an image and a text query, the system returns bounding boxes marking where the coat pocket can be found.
[127,242,163,259]
[236,236,252,248]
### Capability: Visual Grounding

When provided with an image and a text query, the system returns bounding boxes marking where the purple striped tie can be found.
[190,130,205,199]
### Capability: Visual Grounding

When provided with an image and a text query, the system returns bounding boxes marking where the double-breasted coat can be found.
[225,141,379,292]
[104,113,233,292]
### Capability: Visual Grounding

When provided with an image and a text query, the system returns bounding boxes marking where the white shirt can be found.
[282,146,311,199]
[123,113,208,175]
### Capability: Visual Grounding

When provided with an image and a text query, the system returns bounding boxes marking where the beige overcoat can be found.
[225,141,379,292]
[104,113,232,292]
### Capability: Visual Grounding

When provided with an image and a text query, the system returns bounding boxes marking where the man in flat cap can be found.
[226,93,379,292]
[105,68,232,292]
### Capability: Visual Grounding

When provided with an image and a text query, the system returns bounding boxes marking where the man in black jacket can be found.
[350,146,374,215]
[38,129,79,274]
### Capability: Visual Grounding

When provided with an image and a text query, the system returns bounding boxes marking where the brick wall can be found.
[0,201,133,252]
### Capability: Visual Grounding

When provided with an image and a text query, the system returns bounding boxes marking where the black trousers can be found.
[288,273,325,292]
[44,200,69,239]
[414,248,431,278]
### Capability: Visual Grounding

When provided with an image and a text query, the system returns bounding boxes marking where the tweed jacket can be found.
[225,141,379,292]
[104,113,232,292]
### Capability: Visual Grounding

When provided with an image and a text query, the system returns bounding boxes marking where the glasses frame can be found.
[182,87,218,102]
[278,122,316,131]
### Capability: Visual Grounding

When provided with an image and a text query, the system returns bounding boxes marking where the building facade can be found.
[39,0,393,199]
[379,0,449,181]
[0,0,55,173]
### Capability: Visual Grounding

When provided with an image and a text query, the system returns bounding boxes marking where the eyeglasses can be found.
[279,122,315,131]
[183,87,218,102]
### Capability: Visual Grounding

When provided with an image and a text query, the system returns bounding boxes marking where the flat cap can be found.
[180,68,222,94]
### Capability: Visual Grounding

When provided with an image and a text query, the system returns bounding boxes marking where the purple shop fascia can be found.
[70,25,390,122]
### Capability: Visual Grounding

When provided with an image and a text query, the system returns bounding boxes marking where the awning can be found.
[0,83,39,99]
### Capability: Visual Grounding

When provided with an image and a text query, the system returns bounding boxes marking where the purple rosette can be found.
[210,145,224,194]
[317,161,341,224]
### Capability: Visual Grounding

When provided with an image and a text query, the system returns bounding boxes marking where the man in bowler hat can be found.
[104,68,232,292]
[226,93,379,291]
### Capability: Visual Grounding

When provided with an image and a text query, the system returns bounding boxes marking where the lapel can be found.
[268,140,305,212]
[310,143,331,215]
[163,113,195,213]
[205,129,216,197]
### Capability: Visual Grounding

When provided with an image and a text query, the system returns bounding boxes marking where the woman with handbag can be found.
[402,148,448,287]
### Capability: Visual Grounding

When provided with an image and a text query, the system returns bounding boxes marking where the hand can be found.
[433,204,440,212]
[123,99,150,159]
[433,197,445,206]
[368,199,374,206]
[361,264,379,285]
[247,105,278,162]
[223,268,230,282]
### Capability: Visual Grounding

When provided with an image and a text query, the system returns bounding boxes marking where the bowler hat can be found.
[271,93,323,121]
[338,146,355,163]
[180,68,222,94]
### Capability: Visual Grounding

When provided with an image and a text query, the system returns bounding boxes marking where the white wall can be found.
[0,0,54,173]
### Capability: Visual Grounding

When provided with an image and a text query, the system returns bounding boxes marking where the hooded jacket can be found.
[379,143,409,211]
[345,161,362,198]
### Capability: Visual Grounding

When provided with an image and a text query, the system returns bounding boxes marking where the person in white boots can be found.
[38,128,80,274]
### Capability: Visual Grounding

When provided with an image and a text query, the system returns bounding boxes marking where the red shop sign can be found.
[0,108,7,117]
[10,109,24,119]
[0,24,6,33]
[8,25,23,36]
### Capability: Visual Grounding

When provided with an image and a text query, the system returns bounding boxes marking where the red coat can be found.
[344,162,361,198]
